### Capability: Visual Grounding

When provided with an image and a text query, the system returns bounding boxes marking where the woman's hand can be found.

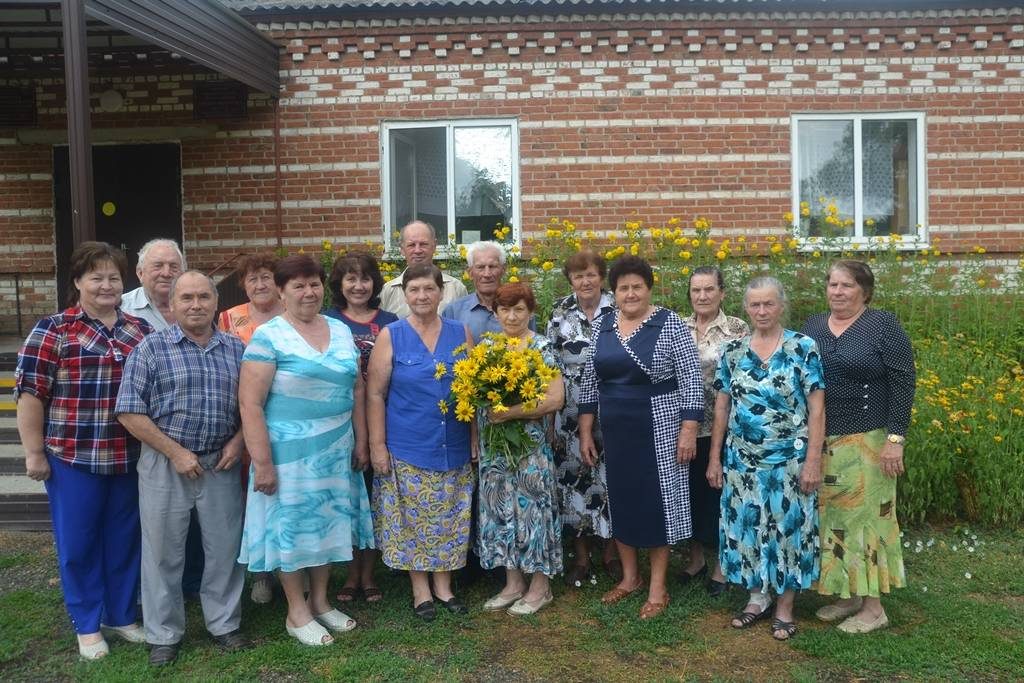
[579,434,598,468]
[352,442,369,471]
[24,451,50,481]
[486,407,511,424]
[706,458,723,489]
[370,444,391,476]
[252,461,277,496]
[675,421,698,463]
[880,441,905,477]
[799,457,822,494]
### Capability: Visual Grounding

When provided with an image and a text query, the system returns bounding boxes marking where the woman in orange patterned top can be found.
[218,253,282,604]
[218,254,283,345]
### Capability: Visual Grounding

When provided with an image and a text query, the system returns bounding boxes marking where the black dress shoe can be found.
[413,600,437,622]
[212,629,249,652]
[148,643,180,667]
[436,595,468,615]
[678,564,707,585]
[707,579,728,598]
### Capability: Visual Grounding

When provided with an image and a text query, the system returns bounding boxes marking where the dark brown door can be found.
[54,143,182,308]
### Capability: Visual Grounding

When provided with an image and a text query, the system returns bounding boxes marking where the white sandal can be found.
[101,622,146,643]
[285,619,334,646]
[77,635,109,660]
[314,609,357,633]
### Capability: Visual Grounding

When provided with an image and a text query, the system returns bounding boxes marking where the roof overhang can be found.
[0,0,280,96]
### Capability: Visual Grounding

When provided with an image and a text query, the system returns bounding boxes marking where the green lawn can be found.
[0,526,1021,682]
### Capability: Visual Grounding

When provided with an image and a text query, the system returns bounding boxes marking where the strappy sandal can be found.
[601,581,645,604]
[639,595,670,620]
[731,603,772,629]
[362,586,383,603]
[771,618,797,641]
[335,586,359,603]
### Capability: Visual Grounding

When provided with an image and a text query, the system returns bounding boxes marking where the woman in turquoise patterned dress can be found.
[478,282,565,616]
[706,276,825,641]
[238,255,374,647]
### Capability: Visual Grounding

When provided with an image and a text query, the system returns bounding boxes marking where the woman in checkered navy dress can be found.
[578,255,704,621]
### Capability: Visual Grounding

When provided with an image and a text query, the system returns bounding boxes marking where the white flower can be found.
[921,586,928,592]
[904,542,911,548]
[968,547,976,553]
[574,580,582,588]
[964,572,972,579]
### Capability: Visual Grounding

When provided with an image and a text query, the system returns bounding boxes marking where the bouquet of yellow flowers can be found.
[437,332,559,468]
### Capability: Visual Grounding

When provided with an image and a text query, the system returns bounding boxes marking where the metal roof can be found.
[217,0,1008,13]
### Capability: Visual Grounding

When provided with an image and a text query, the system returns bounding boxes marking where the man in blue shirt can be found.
[444,241,534,341]
[116,271,248,666]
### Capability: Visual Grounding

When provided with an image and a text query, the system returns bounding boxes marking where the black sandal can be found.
[771,618,797,640]
[413,600,437,622]
[436,595,468,615]
[731,603,772,629]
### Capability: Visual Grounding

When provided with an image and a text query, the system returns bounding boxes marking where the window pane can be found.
[797,120,855,236]
[863,120,917,236]
[388,127,447,241]
[453,126,513,244]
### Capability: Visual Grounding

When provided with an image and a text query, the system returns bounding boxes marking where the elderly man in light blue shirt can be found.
[120,238,185,331]
[443,241,534,342]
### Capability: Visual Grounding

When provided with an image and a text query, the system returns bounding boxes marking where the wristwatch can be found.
[886,434,905,445]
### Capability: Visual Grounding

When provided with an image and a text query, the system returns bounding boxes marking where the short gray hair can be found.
[170,270,217,300]
[465,240,506,268]
[744,275,787,307]
[400,220,437,244]
[137,238,185,270]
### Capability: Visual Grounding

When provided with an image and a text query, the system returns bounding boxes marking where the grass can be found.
[0,527,1021,682]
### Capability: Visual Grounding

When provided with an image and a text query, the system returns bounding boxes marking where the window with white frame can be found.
[791,113,926,244]
[381,119,519,250]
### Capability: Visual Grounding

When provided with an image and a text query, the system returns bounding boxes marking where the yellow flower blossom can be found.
[542,261,554,271]
[434,362,447,380]
[438,400,448,415]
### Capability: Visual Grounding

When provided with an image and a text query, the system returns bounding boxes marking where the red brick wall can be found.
[1,5,1022,332]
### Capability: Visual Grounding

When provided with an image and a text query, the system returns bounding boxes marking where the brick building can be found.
[1,0,1022,333]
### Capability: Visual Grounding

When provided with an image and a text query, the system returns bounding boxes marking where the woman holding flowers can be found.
[366,263,476,622]
[802,260,914,634]
[546,250,620,586]
[578,255,704,621]
[707,276,824,641]
[477,282,565,616]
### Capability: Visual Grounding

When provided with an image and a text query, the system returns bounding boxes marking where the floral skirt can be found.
[372,459,474,572]
[477,441,563,577]
[719,447,819,593]
[817,429,906,598]
[553,421,612,539]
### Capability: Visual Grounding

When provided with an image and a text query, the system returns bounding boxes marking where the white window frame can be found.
[380,118,520,255]
[790,112,928,249]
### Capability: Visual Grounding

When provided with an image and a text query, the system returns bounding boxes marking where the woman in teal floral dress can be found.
[477,283,565,616]
[706,276,825,641]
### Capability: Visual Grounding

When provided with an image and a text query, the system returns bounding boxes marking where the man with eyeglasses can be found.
[379,221,467,318]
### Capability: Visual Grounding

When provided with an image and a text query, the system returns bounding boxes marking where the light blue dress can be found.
[238,316,374,573]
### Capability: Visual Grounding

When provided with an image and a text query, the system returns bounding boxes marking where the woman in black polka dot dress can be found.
[801,260,915,635]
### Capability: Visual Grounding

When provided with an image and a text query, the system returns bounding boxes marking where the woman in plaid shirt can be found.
[15,242,152,660]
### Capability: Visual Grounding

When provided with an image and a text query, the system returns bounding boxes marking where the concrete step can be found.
[0,494,50,531]
[1,443,25,474]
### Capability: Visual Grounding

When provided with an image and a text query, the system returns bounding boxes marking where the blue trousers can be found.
[45,456,141,634]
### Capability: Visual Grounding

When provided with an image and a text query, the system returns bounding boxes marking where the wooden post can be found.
[61,0,95,245]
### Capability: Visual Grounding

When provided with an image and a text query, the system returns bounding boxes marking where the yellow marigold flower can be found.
[674,238,686,246]
[787,239,799,250]
[813,250,822,258]
[322,240,333,252]
[605,250,615,260]
[818,196,827,204]
[679,250,692,260]
[737,236,746,243]
[993,435,1004,443]
[976,278,987,287]
[459,245,468,259]
[297,248,305,254]
[629,243,640,256]
[530,257,540,266]
[508,275,520,283]
[438,400,448,414]
[680,266,690,275]
[770,243,783,254]
[706,239,716,247]
[865,218,876,227]
[691,239,701,247]
[434,362,447,379]
[541,261,554,271]
[783,212,795,223]
[668,217,681,225]
[800,207,811,217]
[767,235,777,242]
[651,228,663,239]
[715,250,727,260]
[455,401,475,421]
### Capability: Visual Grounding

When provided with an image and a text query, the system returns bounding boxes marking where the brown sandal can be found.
[335,586,359,603]
[362,586,383,603]
[639,595,670,620]
[601,581,645,604]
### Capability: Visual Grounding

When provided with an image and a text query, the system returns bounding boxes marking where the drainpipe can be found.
[273,97,283,250]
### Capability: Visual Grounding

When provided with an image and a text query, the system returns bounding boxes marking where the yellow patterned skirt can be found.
[817,428,906,598]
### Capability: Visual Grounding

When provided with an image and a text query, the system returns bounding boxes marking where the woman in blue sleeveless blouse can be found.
[367,264,476,622]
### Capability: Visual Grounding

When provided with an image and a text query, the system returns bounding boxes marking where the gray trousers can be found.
[138,445,245,645]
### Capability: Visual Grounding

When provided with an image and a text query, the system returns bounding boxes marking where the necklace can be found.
[755,328,784,369]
